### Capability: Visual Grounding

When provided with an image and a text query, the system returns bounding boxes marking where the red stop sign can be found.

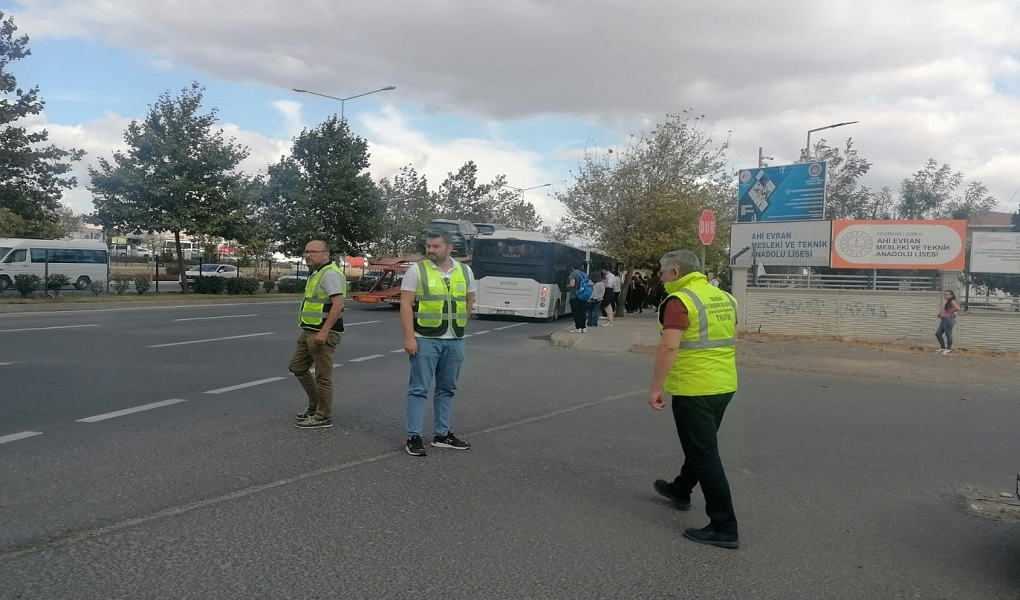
[698,210,716,245]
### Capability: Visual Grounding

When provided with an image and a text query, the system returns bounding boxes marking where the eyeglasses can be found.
[303,250,328,254]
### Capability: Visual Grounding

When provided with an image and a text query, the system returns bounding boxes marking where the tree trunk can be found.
[174,230,189,294]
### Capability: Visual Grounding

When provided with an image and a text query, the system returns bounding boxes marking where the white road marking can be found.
[344,320,382,326]
[0,431,43,445]
[495,323,527,331]
[0,362,14,366]
[147,332,274,348]
[390,349,405,353]
[204,377,287,395]
[349,354,384,363]
[0,324,99,333]
[474,330,491,335]
[76,399,187,423]
[0,300,296,317]
[173,314,257,322]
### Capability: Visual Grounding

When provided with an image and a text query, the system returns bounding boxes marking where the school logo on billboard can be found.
[737,163,827,223]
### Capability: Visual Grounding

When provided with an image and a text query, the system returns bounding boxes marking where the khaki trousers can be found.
[288,329,342,420]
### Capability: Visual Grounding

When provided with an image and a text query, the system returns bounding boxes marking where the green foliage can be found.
[111,277,132,295]
[434,163,543,230]
[348,276,373,292]
[0,12,85,238]
[13,274,40,298]
[262,279,276,293]
[134,275,152,295]
[44,273,71,294]
[192,276,226,294]
[88,279,106,296]
[276,279,305,294]
[262,116,383,256]
[224,277,259,295]
[805,138,886,220]
[376,165,438,255]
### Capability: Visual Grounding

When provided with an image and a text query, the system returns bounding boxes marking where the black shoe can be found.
[406,435,427,456]
[654,479,691,510]
[432,432,471,450]
[295,417,333,429]
[294,407,315,420]
[683,526,739,549]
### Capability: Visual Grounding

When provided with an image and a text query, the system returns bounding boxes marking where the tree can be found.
[375,165,436,255]
[88,82,250,290]
[942,181,998,221]
[557,112,732,312]
[262,116,383,256]
[487,175,543,230]
[807,138,879,220]
[436,161,491,221]
[0,12,84,237]
[896,159,964,219]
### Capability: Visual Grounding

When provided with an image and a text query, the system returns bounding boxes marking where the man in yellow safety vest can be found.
[399,229,476,457]
[647,249,740,549]
[290,240,346,429]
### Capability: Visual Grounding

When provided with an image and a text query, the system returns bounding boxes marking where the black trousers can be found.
[569,298,587,329]
[671,392,738,533]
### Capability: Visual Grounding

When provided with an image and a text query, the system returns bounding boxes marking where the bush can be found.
[88,280,106,296]
[225,277,259,295]
[192,276,226,295]
[111,277,133,295]
[14,274,41,298]
[45,273,71,295]
[262,279,276,293]
[276,279,305,294]
[134,275,152,295]
[348,276,375,293]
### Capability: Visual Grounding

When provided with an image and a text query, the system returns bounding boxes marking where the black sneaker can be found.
[654,479,692,510]
[295,417,333,429]
[406,435,427,456]
[432,432,470,450]
[294,407,315,420]
[683,526,739,549]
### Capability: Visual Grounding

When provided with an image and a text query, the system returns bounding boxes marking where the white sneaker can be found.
[569,328,582,333]
[934,348,944,353]
[942,349,952,355]
[581,328,588,333]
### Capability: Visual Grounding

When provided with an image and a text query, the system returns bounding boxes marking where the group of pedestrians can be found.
[288,236,744,549]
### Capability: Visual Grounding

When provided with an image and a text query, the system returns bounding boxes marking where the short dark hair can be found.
[572,262,583,270]
[425,229,453,244]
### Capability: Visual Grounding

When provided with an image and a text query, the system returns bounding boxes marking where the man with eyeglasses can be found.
[290,240,347,429]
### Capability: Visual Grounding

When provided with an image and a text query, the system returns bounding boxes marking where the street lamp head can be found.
[381,86,396,91]
[292,88,308,93]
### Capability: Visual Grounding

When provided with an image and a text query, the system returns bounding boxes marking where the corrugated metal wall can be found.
[952,312,1020,352]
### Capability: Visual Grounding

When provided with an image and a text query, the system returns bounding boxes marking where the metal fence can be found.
[963,291,1020,312]
[749,273,939,291]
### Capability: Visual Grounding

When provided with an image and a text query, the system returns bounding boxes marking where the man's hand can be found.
[404,337,419,355]
[314,330,328,345]
[649,390,667,410]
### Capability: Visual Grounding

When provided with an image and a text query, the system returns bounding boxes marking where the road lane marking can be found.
[0,388,644,560]
[0,362,14,366]
[0,431,43,445]
[0,324,99,333]
[390,349,404,353]
[474,330,491,335]
[349,354,384,362]
[204,377,287,395]
[173,314,257,322]
[0,301,297,317]
[76,399,188,423]
[344,320,382,326]
[147,332,275,348]
[495,323,527,331]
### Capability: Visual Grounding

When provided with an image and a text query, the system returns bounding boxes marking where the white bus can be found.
[472,231,616,321]
[0,238,110,291]
[162,239,197,259]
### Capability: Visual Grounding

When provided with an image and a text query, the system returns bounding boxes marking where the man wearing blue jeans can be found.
[399,230,477,457]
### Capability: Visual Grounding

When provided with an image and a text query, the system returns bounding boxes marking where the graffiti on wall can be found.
[761,298,890,318]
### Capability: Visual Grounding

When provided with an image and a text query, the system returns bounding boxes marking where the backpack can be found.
[573,270,593,301]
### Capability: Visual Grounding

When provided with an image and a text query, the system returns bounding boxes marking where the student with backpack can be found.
[566,262,592,332]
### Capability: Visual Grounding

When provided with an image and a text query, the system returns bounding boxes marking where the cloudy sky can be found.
[7,0,1020,225]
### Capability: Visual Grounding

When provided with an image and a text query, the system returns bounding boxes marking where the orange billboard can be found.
[831,220,966,270]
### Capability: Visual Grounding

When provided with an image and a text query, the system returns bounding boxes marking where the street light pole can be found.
[758,147,774,168]
[292,86,397,121]
[504,183,552,196]
[801,121,859,162]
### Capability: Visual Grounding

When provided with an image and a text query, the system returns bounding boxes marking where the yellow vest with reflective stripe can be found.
[299,262,345,332]
[413,260,469,338]
[658,272,738,396]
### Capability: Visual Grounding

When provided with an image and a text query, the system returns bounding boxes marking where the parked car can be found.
[420,219,478,257]
[276,269,310,283]
[184,263,239,283]
[474,223,508,236]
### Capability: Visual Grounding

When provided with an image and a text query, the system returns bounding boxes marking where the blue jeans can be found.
[586,301,602,327]
[405,337,465,437]
[936,316,956,349]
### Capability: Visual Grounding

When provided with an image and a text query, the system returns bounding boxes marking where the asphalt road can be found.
[0,301,1017,599]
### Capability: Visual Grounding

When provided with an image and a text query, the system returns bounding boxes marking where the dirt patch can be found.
[958,485,1020,524]
[736,332,1020,391]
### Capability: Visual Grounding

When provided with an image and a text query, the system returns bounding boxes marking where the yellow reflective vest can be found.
[413,260,469,338]
[657,272,738,396]
[298,262,345,332]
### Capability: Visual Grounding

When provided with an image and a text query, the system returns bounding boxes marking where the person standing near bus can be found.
[935,290,961,355]
[290,240,346,429]
[400,230,477,457]
[586,271,605,328]
[567,262,589,332]
[601,267,620,322]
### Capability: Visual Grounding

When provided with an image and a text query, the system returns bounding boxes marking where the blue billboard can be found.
[736,162,827,222]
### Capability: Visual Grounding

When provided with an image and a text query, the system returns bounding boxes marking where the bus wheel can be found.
[547,302,561,322]
[74,276,91,290]
[0,275,10,291]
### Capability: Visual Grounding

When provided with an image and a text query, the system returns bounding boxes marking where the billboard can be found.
[831,220,966,270]
[736,162,827,222]
[970,232,1020,274]
[730,221,832,267]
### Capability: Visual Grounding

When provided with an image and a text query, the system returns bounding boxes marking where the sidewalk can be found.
[549,311,660,354]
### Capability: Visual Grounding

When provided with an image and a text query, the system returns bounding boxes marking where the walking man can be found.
[400,230,476,456]
[647,249,740,549]
[290,240,346,429]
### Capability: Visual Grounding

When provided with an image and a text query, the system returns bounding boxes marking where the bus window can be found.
[5,249,27,263]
